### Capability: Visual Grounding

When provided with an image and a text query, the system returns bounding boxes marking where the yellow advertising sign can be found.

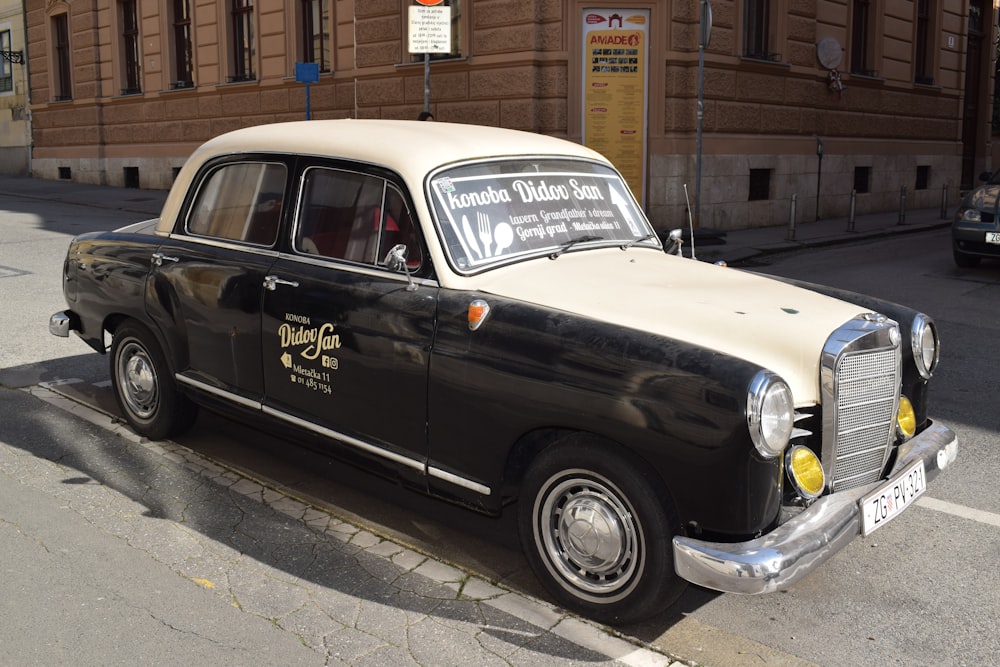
[582,9,649,203]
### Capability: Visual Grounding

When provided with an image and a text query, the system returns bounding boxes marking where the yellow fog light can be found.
[897,395,916,440]
[785,445,825,499]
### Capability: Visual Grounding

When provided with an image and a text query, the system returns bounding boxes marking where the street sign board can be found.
[295,62,320,84]
[408,5,451,54]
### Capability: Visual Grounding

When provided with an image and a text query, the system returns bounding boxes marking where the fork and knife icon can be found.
[462,212,495,259]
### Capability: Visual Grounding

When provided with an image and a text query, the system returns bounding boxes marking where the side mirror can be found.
[384,244,417,291]
[663,228,684,256]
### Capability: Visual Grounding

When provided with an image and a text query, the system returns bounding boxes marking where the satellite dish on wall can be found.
[816,37,843,70]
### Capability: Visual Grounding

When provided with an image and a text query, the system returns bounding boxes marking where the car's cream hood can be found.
[467,249,869,405]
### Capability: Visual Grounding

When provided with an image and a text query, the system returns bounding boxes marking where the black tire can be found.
[110,320,197,440]
[517,434,686,625]
[953,249,980,268]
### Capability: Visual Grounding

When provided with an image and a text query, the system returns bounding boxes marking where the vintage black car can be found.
[50,120,957,625]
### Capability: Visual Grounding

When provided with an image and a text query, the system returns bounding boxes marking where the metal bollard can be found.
[940,184,949,219]
[847,189,857,232]
[787,193,797,240]
[898,185,907,225]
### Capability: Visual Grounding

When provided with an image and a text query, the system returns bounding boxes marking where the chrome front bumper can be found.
[673,421,958,594]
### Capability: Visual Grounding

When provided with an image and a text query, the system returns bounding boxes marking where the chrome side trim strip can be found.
[428,466,491,496]
[177,373,263,410]
[176,373,491,496]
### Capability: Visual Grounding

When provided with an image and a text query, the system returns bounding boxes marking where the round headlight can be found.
[959,208,982,222]
[911,314,939,380]
[785,445,825,499]
[747,371,794,459]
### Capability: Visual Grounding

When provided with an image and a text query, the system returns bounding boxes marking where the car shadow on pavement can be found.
[2,355,708,662]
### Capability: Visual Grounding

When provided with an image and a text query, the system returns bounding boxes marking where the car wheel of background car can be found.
[517,434,686,625]
[110,320,198,441]
[952,249,981,268]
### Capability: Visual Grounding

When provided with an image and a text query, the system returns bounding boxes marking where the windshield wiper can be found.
[620,233,657,250]
[548,235,605,259]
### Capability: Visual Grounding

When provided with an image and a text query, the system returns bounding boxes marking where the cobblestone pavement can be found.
[0,383,688,667]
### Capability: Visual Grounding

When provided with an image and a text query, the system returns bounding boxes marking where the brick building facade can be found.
[21,0,997,231]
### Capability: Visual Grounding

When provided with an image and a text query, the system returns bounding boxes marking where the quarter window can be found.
[188,162,286,245]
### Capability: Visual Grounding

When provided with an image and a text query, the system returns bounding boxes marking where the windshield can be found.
[428,158,657,272]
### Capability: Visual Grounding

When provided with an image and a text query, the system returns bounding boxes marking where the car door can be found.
[260,163,437,471]
[146,158,289,403]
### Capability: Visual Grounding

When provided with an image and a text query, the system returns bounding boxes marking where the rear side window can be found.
[187,162,286,245]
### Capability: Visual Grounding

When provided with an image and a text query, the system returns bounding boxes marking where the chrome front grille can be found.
[821,315,901,492]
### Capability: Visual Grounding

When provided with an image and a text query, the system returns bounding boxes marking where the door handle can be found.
[264,274,300,291]
[151,252,179,267]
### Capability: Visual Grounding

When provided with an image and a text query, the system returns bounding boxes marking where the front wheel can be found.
[952,249,980,268]
[110,320,197,440]
[517,435,686,625]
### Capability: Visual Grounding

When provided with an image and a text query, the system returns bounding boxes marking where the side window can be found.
[296,167,421,268]
[187,162,286,245]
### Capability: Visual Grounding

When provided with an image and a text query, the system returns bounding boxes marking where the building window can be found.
[854,166,871,193]
[915,166,930,190]
[744,0,778,61]
[850,0,876,76]
[0,30,12,93]
[52,14,72,100]
[171,0,194,88]
[748,169,772,201]
[120,0,142,95]
[914,0,934,84]
[230,0,256,82]
[302,0,330,72]
[409,0,462,63]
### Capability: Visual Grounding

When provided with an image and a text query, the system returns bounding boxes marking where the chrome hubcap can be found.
[535,471,640,599]
[118,341,158,419]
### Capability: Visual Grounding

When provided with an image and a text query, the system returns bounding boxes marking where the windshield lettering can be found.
[430,160,656,271]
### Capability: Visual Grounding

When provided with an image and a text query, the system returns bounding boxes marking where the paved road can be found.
[4,176,995,666]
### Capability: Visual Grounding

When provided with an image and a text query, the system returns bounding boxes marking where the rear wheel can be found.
[517,435,686,625]
[110,320,197,440]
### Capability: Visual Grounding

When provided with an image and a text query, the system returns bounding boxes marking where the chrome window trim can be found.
[176,373,490,496]
[165,232,282,257]
[275,251,440,288]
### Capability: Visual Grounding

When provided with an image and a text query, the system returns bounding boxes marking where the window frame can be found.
[743,0,780,62]
[229,0,256,83]
[850,0,878,77]
[119,0,142,95]
[170,0,195,89]
[913,0,936,85]
[186,160,288,246]
[0,28,12,94]
[300,0,331,73]
[51,13,72,101]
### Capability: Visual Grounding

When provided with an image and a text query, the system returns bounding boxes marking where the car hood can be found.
[469,248,869,405]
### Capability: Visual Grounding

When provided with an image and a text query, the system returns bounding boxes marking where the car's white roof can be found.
[158,120,611,237]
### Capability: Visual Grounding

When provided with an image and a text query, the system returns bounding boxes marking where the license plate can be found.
[986,232,1000,244]
[860,459,926,536]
